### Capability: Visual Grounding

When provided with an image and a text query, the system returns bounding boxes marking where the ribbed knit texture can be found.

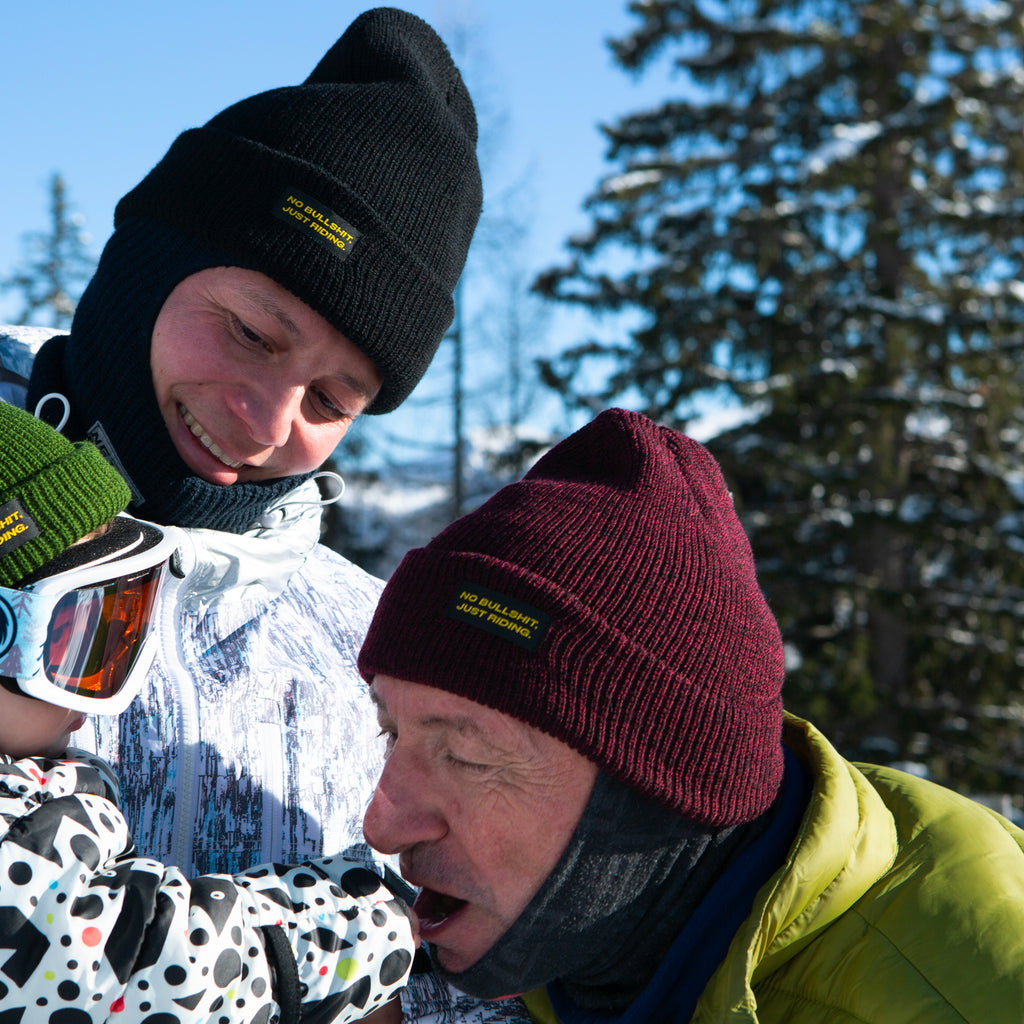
[114,7,482,413]
[0,402,130,587]
[359,408,786,825]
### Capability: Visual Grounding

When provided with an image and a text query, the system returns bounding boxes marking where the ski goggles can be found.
[0,515,180,714]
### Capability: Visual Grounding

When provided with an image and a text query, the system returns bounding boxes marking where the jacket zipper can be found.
[164,574,202,872]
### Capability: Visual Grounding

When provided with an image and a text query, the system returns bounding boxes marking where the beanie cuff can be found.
[116,128,455,413]
[359,546,785,826]
[1,442,131,587]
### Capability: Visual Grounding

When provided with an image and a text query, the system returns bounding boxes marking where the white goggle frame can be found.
[0,516,180,714]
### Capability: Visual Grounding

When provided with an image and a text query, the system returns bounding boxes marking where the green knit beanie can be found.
[0,402,132,587]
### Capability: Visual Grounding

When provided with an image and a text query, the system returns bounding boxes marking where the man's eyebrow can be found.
[419,713,491,739]
[335,371,379,406]
[369,687,390,720]
[240,287,301,337]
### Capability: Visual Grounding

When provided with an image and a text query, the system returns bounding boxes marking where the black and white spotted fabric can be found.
[0,751,414,1023]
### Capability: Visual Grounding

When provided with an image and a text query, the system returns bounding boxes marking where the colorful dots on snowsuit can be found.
[0,757,416,1023]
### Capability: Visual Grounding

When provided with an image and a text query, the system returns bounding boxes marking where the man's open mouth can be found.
[414,887,468,929]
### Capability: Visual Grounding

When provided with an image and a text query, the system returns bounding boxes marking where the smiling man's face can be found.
[150,266,381,486]
[363,674,597,975]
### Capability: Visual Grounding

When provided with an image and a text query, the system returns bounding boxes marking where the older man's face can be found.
[363,675,598,975]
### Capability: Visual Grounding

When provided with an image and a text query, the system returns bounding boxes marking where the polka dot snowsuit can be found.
[0,752,414,1023]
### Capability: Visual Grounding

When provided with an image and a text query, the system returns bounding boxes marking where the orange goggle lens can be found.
[43,565,163,701]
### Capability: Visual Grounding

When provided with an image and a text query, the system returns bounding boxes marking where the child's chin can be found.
[41,733,76,759]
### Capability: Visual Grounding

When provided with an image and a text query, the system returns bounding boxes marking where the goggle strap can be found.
[0,586,51,677]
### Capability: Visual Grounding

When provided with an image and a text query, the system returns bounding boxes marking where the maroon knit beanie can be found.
[358,408,785,825]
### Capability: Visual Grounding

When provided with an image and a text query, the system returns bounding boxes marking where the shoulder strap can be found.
[260,924,302,1024]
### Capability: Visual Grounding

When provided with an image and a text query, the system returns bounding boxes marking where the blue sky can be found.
[0,1,684,450]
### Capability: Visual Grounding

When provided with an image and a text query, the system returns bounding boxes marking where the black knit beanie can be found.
[115,6,481,414]
[29,8,481,533]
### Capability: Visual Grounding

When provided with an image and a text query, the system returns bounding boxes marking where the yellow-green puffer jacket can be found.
[526,714,1024,1024]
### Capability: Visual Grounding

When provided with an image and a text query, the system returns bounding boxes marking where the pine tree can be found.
[536,0,1024,794]
[2,173,95,328]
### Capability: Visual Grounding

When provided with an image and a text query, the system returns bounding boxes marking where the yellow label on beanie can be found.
[0,499,39,558]
[274,188,363,261]
[447,582,551,652]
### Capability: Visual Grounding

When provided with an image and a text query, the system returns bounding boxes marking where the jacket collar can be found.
[696,714,899,1018]
[176,477,328,618]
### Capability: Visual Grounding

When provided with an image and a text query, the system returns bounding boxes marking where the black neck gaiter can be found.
[440,772,779,1012]
[26,218,309,534]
